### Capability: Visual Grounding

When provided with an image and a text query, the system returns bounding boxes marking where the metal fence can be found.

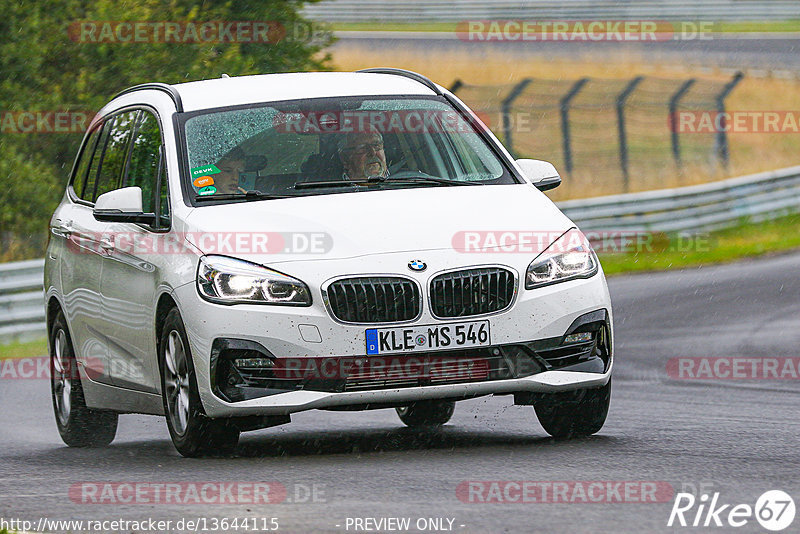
[451,73,744,192]
[304,0,800,22]
[2,164,800,344]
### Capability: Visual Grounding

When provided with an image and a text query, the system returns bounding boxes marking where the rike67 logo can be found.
[668,490,795,531]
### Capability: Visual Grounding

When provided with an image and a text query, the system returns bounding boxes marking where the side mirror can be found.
[515,159,562,191]
[93,187,158,225]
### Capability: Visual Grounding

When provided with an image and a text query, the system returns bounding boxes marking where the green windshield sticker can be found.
[197,185,217,196]
[191,164,221,178]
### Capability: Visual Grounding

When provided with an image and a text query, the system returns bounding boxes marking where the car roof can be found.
[169,72,440,112]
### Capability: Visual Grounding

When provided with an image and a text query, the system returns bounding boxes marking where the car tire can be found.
[396,400,455,427]
[159,307,239,457]
[534,380,611,438]
[50,310,118,447]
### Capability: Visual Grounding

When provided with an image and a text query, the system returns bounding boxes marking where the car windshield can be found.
[180,96,517,203]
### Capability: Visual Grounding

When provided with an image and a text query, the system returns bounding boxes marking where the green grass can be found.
[0,337,48,359]
[713,20,800,33]
[598,213,800,275]
[331,21,800,33]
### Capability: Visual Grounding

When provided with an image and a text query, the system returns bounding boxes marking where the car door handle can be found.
[99,236,115,251]
[51,219,73,238]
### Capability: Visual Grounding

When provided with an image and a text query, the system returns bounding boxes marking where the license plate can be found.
[366,320,491,355]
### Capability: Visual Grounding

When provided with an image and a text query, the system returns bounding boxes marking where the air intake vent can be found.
[430,267,515,318]
[326,277,420,323]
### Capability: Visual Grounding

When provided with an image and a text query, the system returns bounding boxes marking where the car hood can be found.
[182,184,575,264]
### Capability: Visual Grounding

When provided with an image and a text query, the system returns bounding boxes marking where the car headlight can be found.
[525,229,598,289]
[197,255,311,306]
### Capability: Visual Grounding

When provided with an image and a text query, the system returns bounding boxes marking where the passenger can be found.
[213,147,247,194]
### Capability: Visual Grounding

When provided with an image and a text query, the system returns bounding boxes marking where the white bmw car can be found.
[44,69,613,457]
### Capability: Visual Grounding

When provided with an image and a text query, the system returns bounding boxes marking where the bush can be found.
[0,140,62,260]
[0,0,333,261]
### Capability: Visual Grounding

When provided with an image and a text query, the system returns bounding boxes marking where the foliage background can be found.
[0,0,333,260]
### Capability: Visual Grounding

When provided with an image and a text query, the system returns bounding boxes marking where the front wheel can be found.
[396,400,455,427]
[534,380,611,438]
[159,308,239,457]
[50,310,118,447]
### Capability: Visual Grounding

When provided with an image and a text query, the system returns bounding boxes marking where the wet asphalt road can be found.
[1,252,800,533]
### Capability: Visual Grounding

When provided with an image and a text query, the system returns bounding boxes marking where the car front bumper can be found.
[195,369,613,417]
[171,269,614,418]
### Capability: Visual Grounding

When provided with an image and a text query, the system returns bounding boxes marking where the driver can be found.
[337,128,388,180]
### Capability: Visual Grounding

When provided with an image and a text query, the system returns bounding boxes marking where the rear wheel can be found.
[160,308,239,457]
[534,380,611,438]
[50,311,118,447]
[396,400,455,427]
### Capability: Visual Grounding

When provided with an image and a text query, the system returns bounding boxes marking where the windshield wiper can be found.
[195,190,295,202]
[376,174,481,186]
[294,179,362,190]
[294,173,480,190]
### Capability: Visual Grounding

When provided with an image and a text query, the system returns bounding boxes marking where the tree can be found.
[0,0,333,259]
[0,139,62,261]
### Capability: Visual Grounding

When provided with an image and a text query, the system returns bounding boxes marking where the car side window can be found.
[70,127,101,201]
[82,121,113,202]
[94,110,138,201]
[125,110,167,224]
[158,156,169,224]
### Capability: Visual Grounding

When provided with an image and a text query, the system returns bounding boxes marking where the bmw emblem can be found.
[408,260,427,272]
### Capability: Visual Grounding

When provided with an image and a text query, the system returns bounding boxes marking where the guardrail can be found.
[558,165,800,232]
[0,259,45,345]
[304,0,800,22]
[2,163,800,344]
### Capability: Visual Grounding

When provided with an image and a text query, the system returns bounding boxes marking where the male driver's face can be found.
[215,158,246,194]
[340,133,386,179]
